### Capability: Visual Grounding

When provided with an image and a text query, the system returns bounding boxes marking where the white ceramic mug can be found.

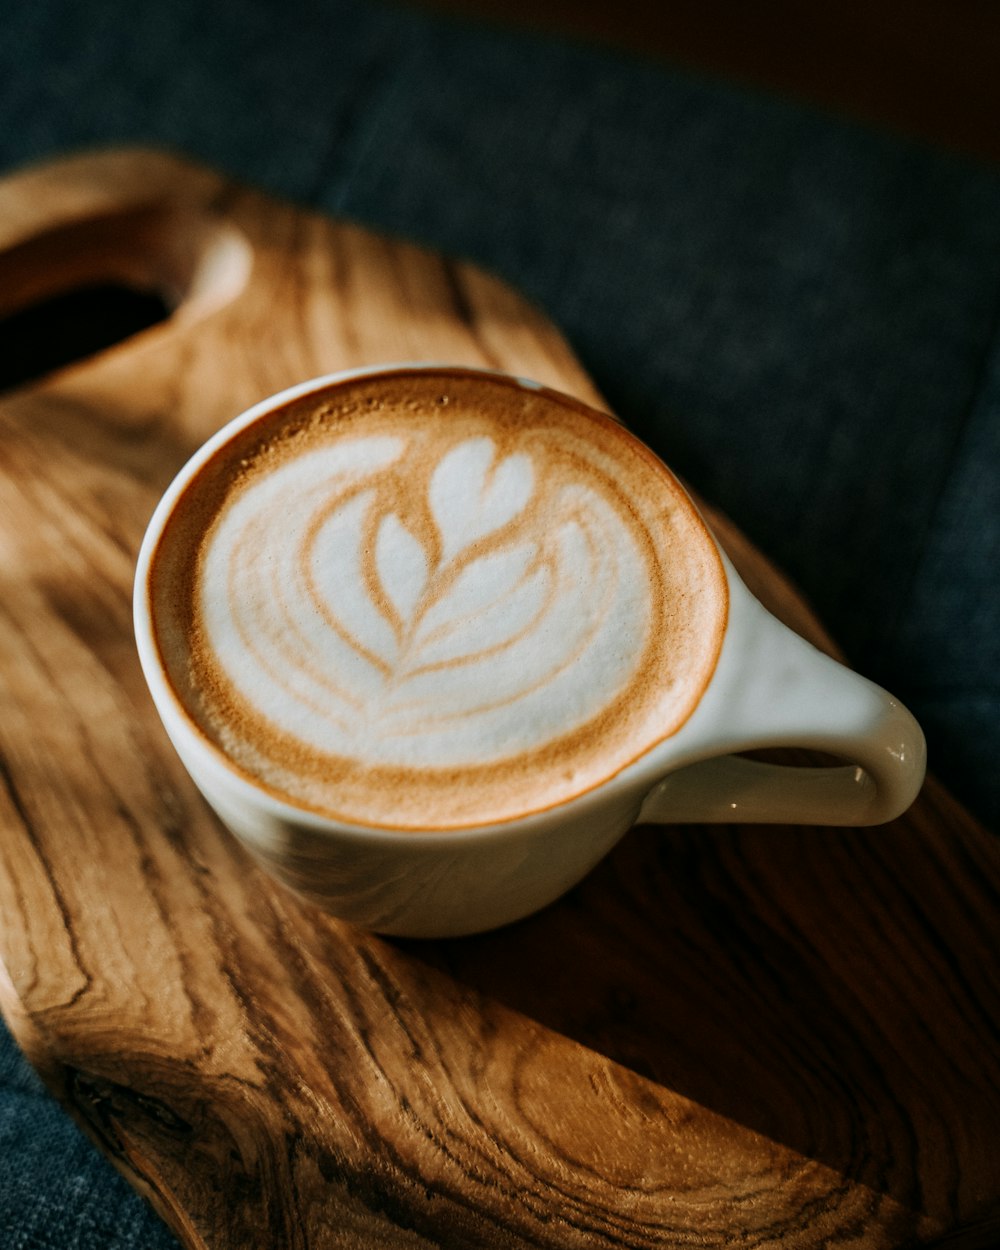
[134,366,926,938]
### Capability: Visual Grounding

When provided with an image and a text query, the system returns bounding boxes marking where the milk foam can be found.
[152,372,727,829]
[200,434,652,769]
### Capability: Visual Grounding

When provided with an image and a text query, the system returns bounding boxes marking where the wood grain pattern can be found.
[0,148,997,1250]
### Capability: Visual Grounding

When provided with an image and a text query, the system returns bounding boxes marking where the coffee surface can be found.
[151,371,727,828]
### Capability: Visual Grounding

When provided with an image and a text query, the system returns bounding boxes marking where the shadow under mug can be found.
[133,365,926,938]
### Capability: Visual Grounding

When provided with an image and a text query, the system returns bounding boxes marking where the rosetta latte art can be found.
[200,432,653,770]
[151,370,728,827]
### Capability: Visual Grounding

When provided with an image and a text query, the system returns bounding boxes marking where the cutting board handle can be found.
[0,197,251,388]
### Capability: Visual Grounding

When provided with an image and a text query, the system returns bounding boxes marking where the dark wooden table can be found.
[415,0,1000,164]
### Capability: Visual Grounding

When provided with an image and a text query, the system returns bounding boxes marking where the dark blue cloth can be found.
[1,0,998,1245]
[0,1041,179,1249]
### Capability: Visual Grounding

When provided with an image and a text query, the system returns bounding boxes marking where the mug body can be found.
[155,697,646,937]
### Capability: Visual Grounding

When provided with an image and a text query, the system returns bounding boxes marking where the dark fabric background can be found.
[1,0,997,1244]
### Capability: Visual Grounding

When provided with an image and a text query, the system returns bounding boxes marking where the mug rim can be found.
[133,361,730,840]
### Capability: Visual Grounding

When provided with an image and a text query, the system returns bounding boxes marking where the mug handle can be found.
[637,579,926,827]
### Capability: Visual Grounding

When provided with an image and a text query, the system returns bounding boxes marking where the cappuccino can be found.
[148,370,727,829]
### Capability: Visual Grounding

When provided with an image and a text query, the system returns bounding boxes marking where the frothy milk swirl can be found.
[203,434,651,768]
[151,372,727,829]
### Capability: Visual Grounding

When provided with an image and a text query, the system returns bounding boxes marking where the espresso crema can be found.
[150,370,728,829]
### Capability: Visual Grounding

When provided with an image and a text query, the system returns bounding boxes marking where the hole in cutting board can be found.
[0,283,172,391]
[0,201,250,394]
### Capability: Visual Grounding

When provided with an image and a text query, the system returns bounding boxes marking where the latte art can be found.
[151,371,727,828]
[204,433,651,769]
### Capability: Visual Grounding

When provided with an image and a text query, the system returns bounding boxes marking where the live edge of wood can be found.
[0,149,997,1250]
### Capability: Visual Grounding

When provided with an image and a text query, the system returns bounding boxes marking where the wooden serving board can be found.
[0,149,998,1250]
